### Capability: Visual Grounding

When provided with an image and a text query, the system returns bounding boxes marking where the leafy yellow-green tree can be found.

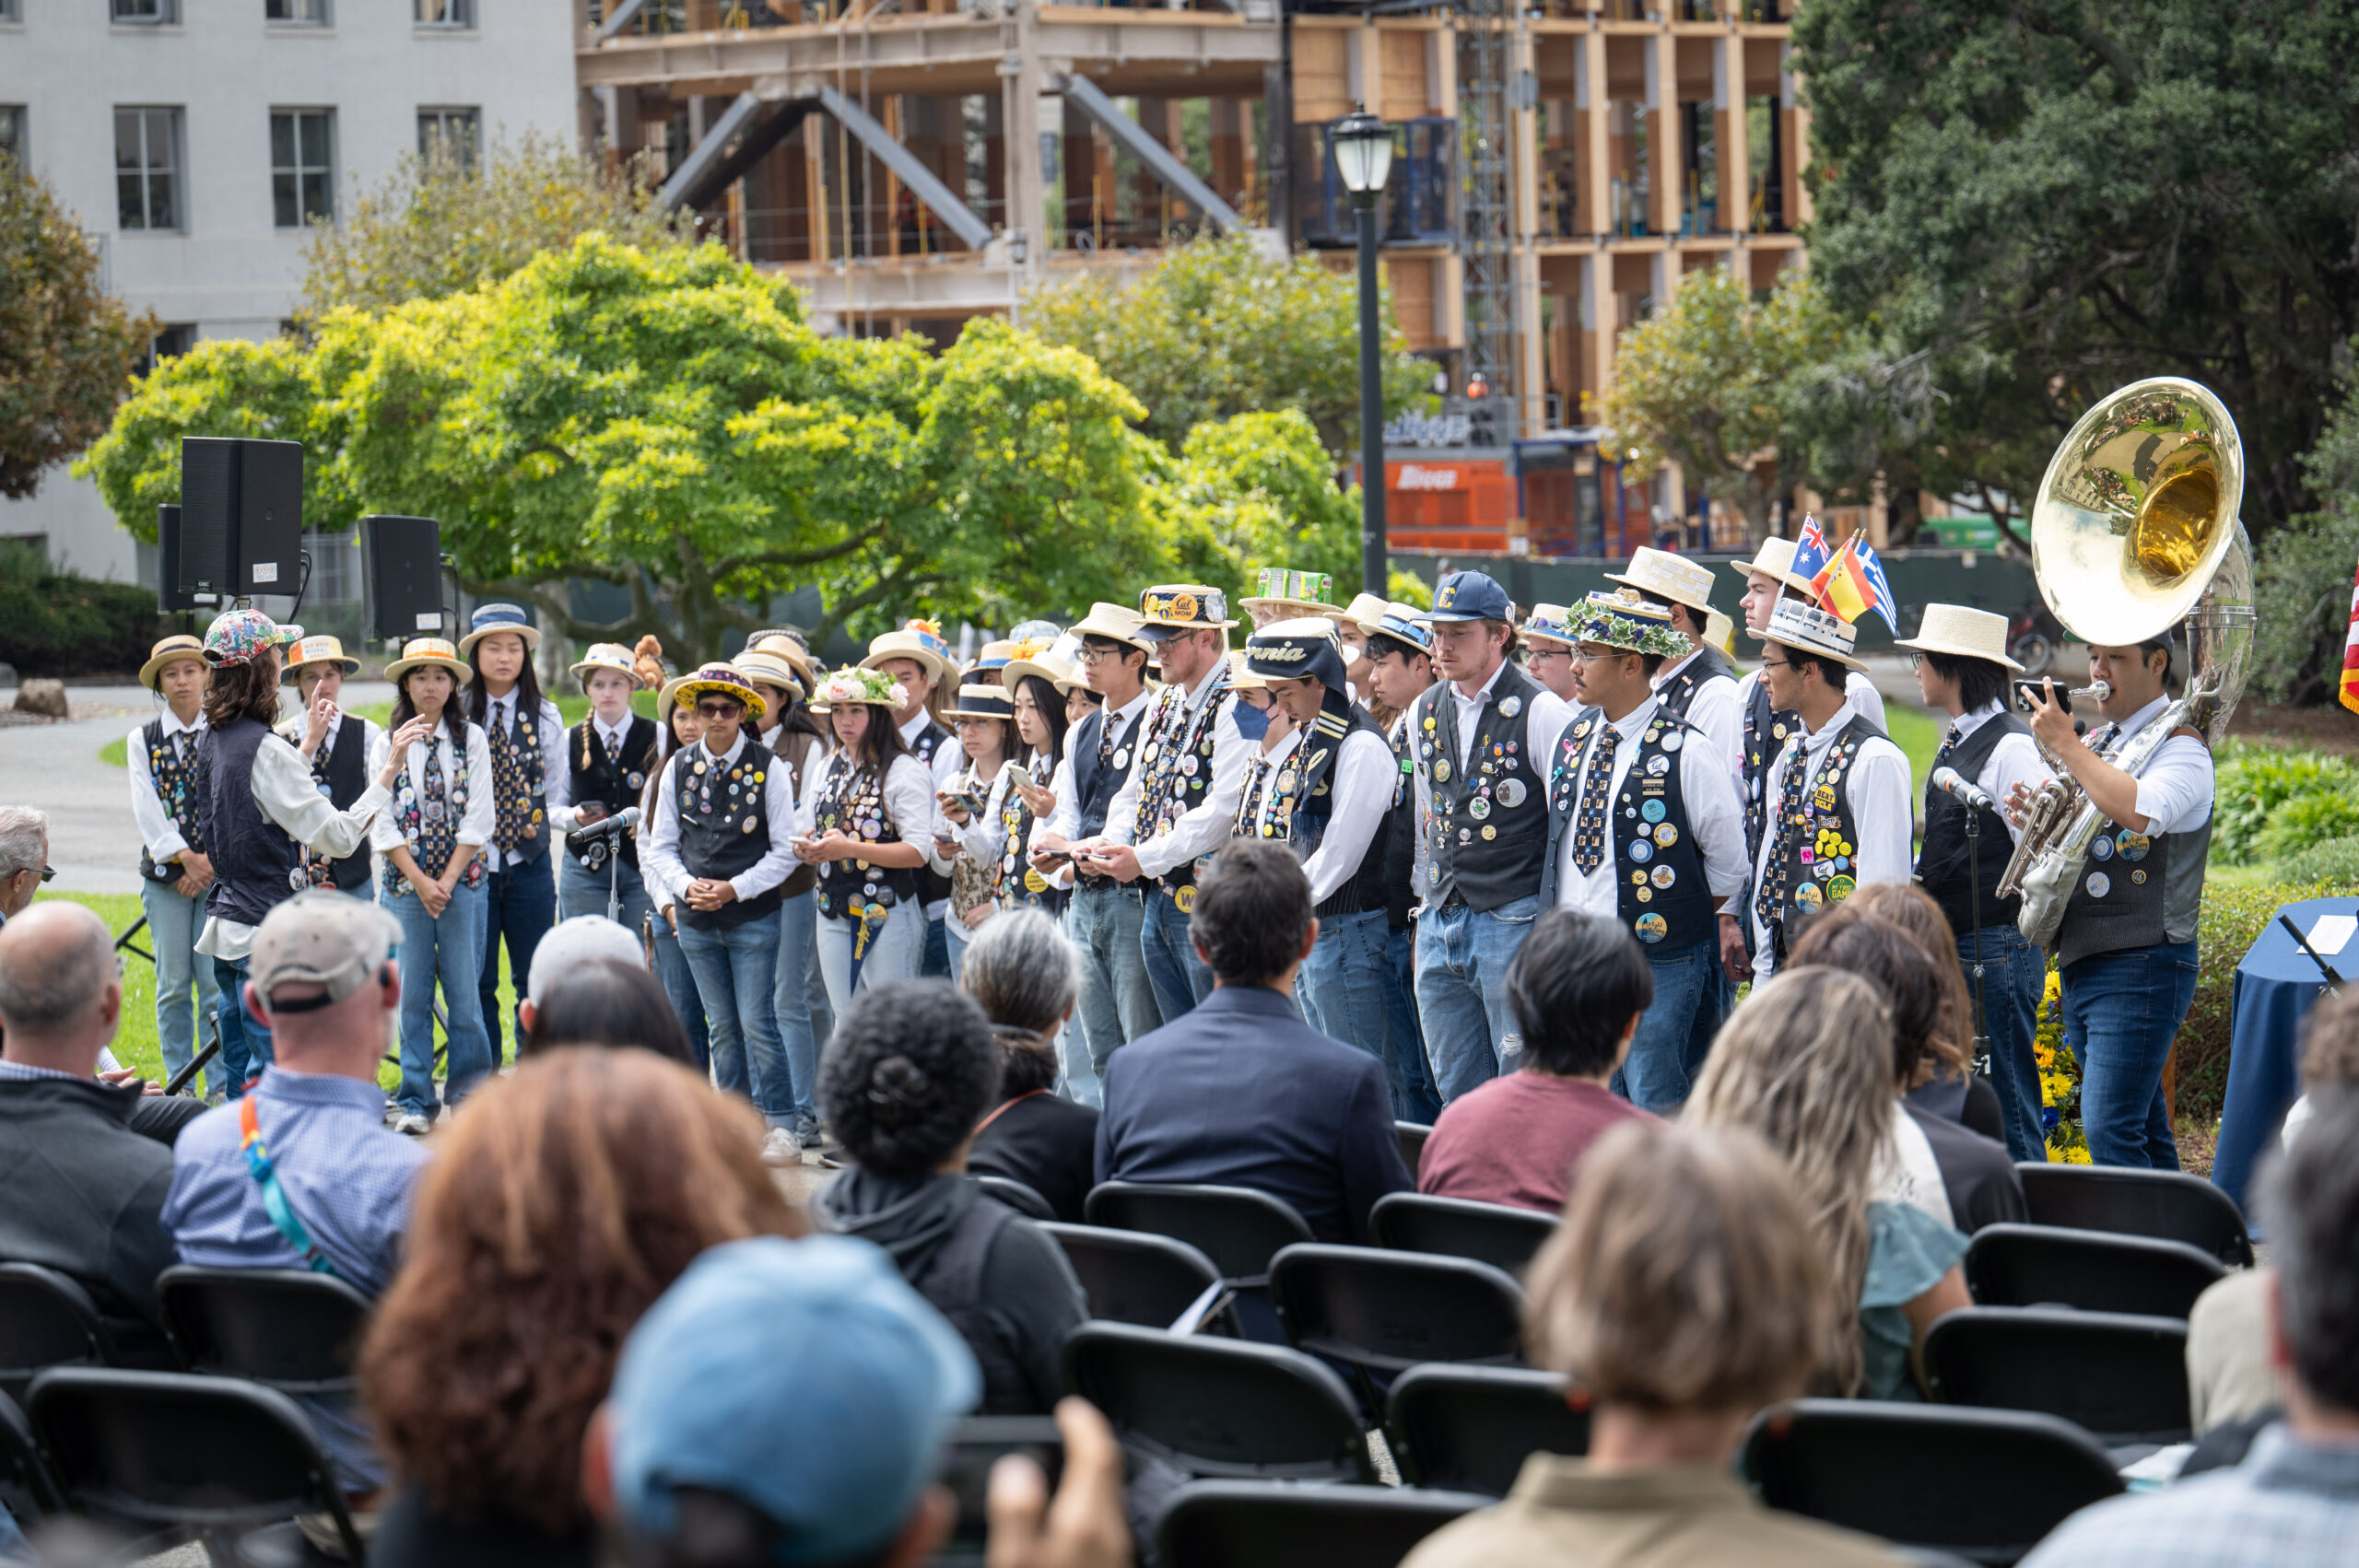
[1154,408,1362,612]
[0,158,158,499]
[1025,232,1432,457]
[1595,268,1847,544]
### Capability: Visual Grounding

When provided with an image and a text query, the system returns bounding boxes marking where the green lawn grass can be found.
[1884,704,1941,799]
[35,888,522,1100]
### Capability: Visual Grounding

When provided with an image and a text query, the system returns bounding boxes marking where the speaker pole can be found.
[440,553,459,640]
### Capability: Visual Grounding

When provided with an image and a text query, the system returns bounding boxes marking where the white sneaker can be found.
[393,1112,431,1136]
[760,1127,803,1166]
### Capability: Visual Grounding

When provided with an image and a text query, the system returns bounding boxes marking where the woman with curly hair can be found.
[360,1047,803,1567]
[816,980,1087,1415]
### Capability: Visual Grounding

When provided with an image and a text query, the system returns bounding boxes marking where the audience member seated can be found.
[816,981,1089,1415]
[160,893,431,1495]
[1686,968,1971,1400]
[360,1049,803,1568]
[1403,1121,1900,1568]
[583,1235,1131,1568]
[1418,910,1656,1213]
[521,957,694,1064]
[1843,883,2006,1141]
[2279,982,2359,1152]
[2024,1088,2359,1565]
[1791,908,2025,1234]
[1095,840,1412,1243]
[962,909,1099,1223]
[0,902,178,1364]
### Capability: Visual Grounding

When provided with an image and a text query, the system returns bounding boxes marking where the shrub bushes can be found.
[0,540,163,678]
[2210,741,2359,866]
[2278,834,2359,885]
[2173,877,2340,1129]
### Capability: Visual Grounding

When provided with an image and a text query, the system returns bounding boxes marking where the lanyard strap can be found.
[973,1088,1052,1139]
[237,1095,340,1279]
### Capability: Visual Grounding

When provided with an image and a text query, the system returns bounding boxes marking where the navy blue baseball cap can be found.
[1418,570,1512,624]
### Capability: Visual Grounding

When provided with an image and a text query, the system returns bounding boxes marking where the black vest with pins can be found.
[1382,712,1421,930]
[2053,718,2213,968]
[1070,698,1149,892]
[1549,707,1717,952]
[196,718,304,930]
[139,719,207,884]
[565,715,660,872]
[302,716,372,891]
[1762,712,1884,951]
[1136,673,1231,895]
[1286,700,1392,919]
[1916,713,2028,938]
[669,738,784,931]
[1656,644,1736,721]
[810,755,923,923]
[1420,662,1551,911]
[909,720,956,907]
[1742,676,1798,861]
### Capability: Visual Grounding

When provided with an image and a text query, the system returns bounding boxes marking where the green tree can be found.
[2252,357,2359,706]
[1794,0,2359,544]
[1154,408,1364,613]
[1593,269,1847,544]
[81,236,1173,661]
[298,131,698,320]
[0,158,158,499]
[1024,232,1432,457]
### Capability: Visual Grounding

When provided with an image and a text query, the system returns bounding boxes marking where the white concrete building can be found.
[0,0,576,586]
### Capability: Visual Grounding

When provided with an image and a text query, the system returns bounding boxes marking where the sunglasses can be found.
[38,866,55,883]
[696,702,744,720]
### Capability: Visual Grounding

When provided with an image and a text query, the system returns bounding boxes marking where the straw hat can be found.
[139,635,209,691]
[861,619,954,690]
[458,602,541,658]
[1069,602,1153,656]
[1238,567,1337,626]
[1727,535,1816,597]
[1605,546,1718,616]
[1759,596,1870,674]
[945,684,1016,721]
[1004,631,1084,694]
[808,666,909,715]
[1572,590,1691,661]
[1357,602,1434,658]
[671,663,769,720]
[569,642,651,690]
[279,634,359,682]
[1895,603,2025,673]
[1520,603,1578,650]
[1324,591,1391,637]
[1226,649,1269,694]
[385,637,470,685]
[744,630,818,692]
[1704,609,1738,658]
[1136,583,1238,636]
[734,648,808,704]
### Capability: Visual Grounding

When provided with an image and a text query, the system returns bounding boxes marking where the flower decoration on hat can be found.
[1005,636,1054,663]
[1573,589,1690,661]
[816,667,908,709]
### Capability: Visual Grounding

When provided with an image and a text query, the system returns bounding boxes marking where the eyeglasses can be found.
[1906,652,1926,672]
[1757,657,1794,671]
[1075,644,1121,664]
[1527,648,1572,663]
[696,702,743,720]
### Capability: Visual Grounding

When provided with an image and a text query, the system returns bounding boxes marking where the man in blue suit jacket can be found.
[1096,839,1413,1244]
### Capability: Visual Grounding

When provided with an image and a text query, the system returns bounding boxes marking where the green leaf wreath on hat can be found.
[1574,591,1691,661]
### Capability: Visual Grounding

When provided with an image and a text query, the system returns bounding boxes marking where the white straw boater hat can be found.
[1760,595,1871,673]
[1573,590,1691,661]
[1895,603,2024,673]
[1520,603,1578,650]
[385,637,471,685]
[1135,583,1238,636]
[808,666,908,715]
[671,663,769,720]
[1705,609,1738,657]
[458,602,542,658]
[1068,602,1154,656]
[1239,567,1337,626]
[280,634,359,681]
[1000,631,1078,694]
[569,642,651,690]
[1357,601,1434,656]
[945,684,1016,721]
[861,619,954,689]
[1605,546,1718,616]
[139,634,209,691]
[1324,591,1391,637]
[1727,535,1818,598]
[734,648,807,704]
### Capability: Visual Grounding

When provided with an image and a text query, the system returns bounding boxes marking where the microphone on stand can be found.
[567,806,642,846]
[1931,766,1996,814]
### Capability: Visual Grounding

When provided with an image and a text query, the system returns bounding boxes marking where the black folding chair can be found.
[28,1366,365,1564]
[1156,1480,1487,1568]
[1965,1223,2225,1319]
[1384,1364,1588,1495]
[1743,1398,2123,1567]
[1083,1183,1315,1284]
[1268,1244,1524,1406]
[973,1176,1057,1223]
[2016,1163,2255,1268]
[0,1263,120,1407]
[157,1268,374,1396]
[1062,1321,1373,1481]
[1040,1223,1234,1333]
[0,1387,62,1527]
[1368,1191,1556,1275]
[1922,1306,2192,1447]
[1394,1122,1432,1180]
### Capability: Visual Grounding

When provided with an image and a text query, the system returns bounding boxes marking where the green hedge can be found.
[2212,741,2359,866]
[2278,834,2359,885]
[2177,877,2339,1128]
[0,541,164,678]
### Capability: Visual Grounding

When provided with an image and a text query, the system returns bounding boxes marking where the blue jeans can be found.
[1067,886,1160,1097]
[679,908,794,1126]
[816,901,926,1019]
[385,880,496,1117]
[1383,923,1444,1125]
[1299,907,1390,1055]
[478,852,557,1067]
[770,891,823,1124]
[921,912,951,977]
[557,849,653,934]
[2061,940,2199,1169]
[650,913,711,1075]
[211,954,272,1100]
[1141,885,1215,1025]
[1612,936,1727,1114]
[1413,894,1543,1104]
[1962,920,2049,1163]
[142,878,218,1089]
[945,908,975,985]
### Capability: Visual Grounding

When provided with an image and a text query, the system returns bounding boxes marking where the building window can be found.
[266,0,331,22]
[417,107,481,170]
[115,108,183,231]
[136,323,199,378]
[271,109,335,228]
[415,0,474,27]
[112,0,180,21]
[0,107,24,166]
[0,1,19,23]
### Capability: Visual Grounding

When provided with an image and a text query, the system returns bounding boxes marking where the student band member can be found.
[1327,591,1393,714]
[1897,603,2056,1162]
[1747,597,1913,984]
[458,603,568,1064]
[550,643,660,930]
[2012,635,2214,1170]
[1518,604,1580,706]
[1228,656,1297,843]
[373,636,497,1134]
[1607,547,1743,783]
[129,635,218,1093]
[937,684,1020,978]
[642,665,804,1164]
[736,640,830,1147]
[861,620,960,979]
[278,635,384,897]
[1536,591,1749,1113]
[1356,601,1445,1125]
[1080,585,1250,1026]
[994,661,1074,926]
[1409,570,1578,1104]
[639,675,712,1074]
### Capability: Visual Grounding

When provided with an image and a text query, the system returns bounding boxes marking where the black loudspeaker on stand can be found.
[176,437,303,600]
[155,504,217,615]
[362,515,445,641]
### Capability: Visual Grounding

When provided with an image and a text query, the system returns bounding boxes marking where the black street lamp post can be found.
[1333,109,1395,600]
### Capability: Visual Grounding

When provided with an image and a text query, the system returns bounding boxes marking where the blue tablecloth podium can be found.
[2211,895,2358,1216]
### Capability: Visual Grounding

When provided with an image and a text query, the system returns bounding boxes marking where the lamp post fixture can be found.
[1332,108,1394,600]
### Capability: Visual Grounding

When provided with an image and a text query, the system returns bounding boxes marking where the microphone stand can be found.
[1966,807,1990,1075]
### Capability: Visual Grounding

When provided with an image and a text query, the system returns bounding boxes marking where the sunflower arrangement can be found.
[2034,958,2093,1164]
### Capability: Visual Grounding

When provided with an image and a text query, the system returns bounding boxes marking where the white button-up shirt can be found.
[1302,723,1398,906]
[2096,694,2216,837]
[1105,665,1250,882]
[1944,700,2054,845]
[1548,696,1748,920]
[1748,692,1916,983]
[368,720,496,858]
[1042,686,1156,892]
[1410,659,1577,911]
